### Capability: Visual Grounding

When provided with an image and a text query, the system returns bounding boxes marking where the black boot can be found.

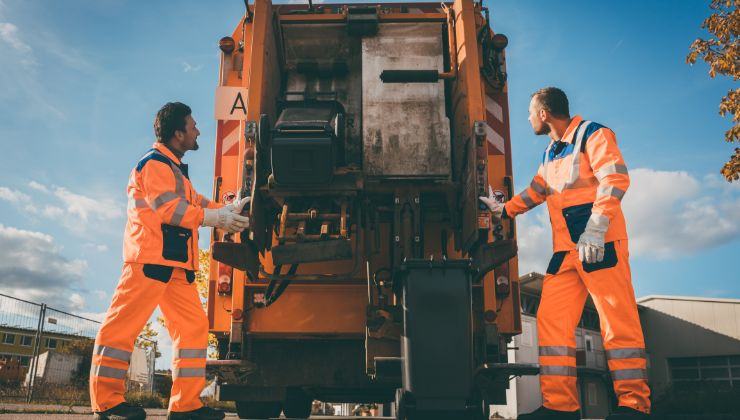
[93,402,146,420]
[606,406,650,419]
[518,405,580,420]
[167,406,225,420]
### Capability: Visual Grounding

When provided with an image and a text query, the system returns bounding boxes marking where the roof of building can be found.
[519,272,545,291]
[637,295,740,305]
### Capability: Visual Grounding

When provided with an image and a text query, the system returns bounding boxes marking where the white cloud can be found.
[0,22,31,53]
[41,205,64,218]
[181,61,202,73]
[92,290,107,301]
[28,180,49,193]
[1,182,125,234]
[75,311,106,323]
[0,186,30,203]
[514,207,552,275]
[623,168,740,258]
[52,185,123,222]
[69,293,86,311]
[0,224,87,310]
[84,242,109,252]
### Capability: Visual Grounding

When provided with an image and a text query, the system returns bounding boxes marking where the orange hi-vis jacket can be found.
[124,142,221,273]
[504,115,629,251]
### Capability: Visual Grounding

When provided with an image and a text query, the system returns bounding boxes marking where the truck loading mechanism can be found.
[207,1,537,419]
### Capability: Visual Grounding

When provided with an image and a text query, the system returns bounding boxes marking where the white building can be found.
[637,295,740,395]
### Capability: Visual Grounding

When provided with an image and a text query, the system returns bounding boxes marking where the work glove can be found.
[577,218,607,264]
[202,196,251,233]
[479,185,505,223]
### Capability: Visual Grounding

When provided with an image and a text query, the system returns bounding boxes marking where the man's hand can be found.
[577,230,605,264]
[202,196,251,233]
[224,197,250,214]
[479,186,505,223]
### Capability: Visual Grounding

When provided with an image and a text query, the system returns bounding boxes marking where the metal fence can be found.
[0,293,157,404]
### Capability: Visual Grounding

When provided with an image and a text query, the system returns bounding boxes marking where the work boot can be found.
[606,406,650,419]
[518,405,580,420]
[93,402,146,420]
[167,406,225,420]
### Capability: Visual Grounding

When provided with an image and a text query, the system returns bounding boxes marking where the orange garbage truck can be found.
[206,0,536,418]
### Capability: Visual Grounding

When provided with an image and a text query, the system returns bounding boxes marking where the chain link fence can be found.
[0,293,156,404]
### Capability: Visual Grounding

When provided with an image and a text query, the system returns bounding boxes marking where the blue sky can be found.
[0,0,738,366]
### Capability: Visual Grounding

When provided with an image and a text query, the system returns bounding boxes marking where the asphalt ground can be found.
[0,404,395,419]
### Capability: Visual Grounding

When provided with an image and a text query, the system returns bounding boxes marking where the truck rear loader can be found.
[206,1,537,418]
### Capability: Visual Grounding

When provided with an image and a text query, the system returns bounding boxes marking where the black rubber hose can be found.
[265,264,298,307]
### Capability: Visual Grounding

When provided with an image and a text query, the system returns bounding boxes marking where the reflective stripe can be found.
[565,121,591,187]
[606,348,646,360]
[530,179,546,196]
[611,368,648,380]
[539,346,576,357]
[175,367,205,378]
[94,345,132,363]
[152,191,179,209]
[90,363,127,380]
[199,197,210,208]
[542,120,591,193]
[520,190,536,208]
[171,164,185,197]
[177,348,207,359]
[597,185,626,201]
[594,163,628,181]
[170,199,189,226]
[128,197,149,210]
[540,365,577,377]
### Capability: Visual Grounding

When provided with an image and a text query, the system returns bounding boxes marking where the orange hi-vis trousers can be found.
[90,263,208,413]
[538,240,650,414]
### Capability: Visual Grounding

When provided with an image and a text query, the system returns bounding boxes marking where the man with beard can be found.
[480,88,650,419]
[90,102,250,420]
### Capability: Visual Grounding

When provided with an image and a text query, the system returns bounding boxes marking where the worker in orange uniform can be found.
[91,102,250,420]
[480,88,650,420]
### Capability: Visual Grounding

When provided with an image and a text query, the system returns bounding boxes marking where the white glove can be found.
[479,186,505,223]
[202,196,251,233]
[577,213,610,263]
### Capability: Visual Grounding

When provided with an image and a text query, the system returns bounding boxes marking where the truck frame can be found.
[206,1,536,418]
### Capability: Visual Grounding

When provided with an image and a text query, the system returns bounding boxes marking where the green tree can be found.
[137,322,161,358]
[687,0,740,181]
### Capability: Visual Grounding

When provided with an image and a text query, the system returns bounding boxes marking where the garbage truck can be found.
[206,0,537,418]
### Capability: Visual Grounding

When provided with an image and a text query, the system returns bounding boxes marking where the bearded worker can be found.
[91,102,250,420]
[480,87,651,420]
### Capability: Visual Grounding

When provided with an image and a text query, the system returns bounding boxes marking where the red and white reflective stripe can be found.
[484,93,506,155]
[220,121,241,156]
[485,95,504,123]
[485,123,505,155]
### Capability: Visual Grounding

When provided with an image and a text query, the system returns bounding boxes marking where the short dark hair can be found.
[154,102,192,143]
[531,87,569,118]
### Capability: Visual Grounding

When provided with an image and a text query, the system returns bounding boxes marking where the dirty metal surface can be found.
[362,23,451,177]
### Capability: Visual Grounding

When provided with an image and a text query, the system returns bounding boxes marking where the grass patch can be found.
[124,390,168,408]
